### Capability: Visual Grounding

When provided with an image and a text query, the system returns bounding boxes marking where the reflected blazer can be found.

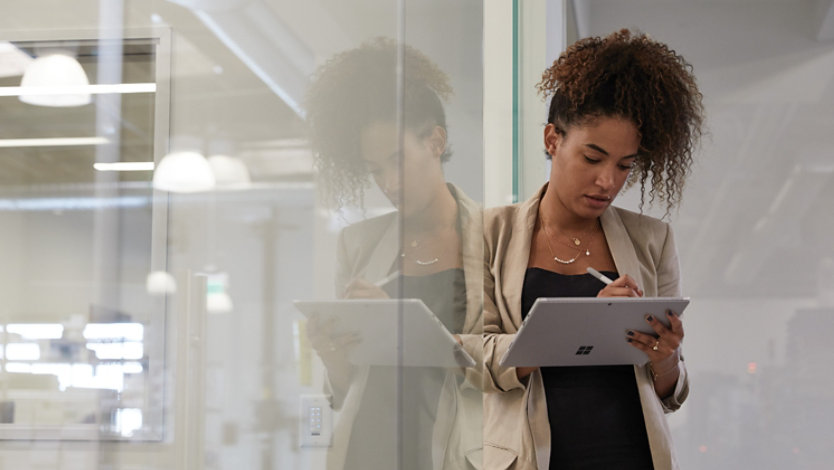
[482,184,689,470]
[327,183,484,470]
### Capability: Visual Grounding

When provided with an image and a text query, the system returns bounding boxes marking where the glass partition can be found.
[0,0,483,468]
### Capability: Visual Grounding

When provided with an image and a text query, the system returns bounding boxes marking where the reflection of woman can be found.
[305,38,482,470]
[483,30,704,469]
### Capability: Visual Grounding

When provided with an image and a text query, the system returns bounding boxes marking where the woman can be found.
[305,38,483,470]
[483,29,704,469]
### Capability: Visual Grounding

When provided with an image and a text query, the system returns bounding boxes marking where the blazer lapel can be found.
[502,187,545,330]
[600,207,646,291]
[454,186,485,335]
[362,213,400,285]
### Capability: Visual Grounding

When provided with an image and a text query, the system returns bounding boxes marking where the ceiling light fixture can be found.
[153,150,216,193]
[19,51,91,107]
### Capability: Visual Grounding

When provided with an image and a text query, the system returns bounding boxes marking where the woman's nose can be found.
[381,168,400,194]
[595,167,616,190]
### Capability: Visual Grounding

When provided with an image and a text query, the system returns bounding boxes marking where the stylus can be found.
[375,270,401,287]
[586,267,614,285]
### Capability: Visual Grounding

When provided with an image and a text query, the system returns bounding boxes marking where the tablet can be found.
[294,299,475,368]
[499,297,689,367]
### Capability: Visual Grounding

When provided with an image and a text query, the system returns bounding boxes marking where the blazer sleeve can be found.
[657,223,682,298]
[334,228,353,297]
[656,223,690,412]
[482,214,528,393]
[322,228,353,410]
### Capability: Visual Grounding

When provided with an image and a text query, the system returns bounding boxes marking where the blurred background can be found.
[0,0,831,468]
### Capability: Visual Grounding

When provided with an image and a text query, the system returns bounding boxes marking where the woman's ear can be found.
[427,125,447,158]
[543,123,564,157]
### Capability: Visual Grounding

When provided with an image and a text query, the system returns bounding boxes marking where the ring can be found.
[652,341,660,351]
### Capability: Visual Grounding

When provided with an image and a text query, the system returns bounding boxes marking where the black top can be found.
[522,267,654,469]
[381,268,467,334]
[344,268,466,470]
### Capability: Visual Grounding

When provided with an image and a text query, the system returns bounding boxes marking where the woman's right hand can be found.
[343,278,390,299]
[597,274,643,298]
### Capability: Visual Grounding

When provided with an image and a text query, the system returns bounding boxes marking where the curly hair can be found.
[538,29,704,212]
[305,37,452,208]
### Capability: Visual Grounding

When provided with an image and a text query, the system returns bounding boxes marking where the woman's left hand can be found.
[627,310,683,366]
[626,310,684,395]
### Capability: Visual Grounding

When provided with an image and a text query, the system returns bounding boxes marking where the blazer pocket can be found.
[483,443,518,470]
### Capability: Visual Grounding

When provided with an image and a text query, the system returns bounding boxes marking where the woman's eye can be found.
[619,163,635,170]
[584,156,600,164]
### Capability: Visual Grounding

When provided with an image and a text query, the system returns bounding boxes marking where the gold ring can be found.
[652,341,660,351]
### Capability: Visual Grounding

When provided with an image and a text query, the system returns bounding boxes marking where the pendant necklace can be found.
[540,218,594,265]
[401,239,439,266]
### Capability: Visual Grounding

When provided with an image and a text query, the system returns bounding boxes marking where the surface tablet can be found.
[294,299,475,368]
[499,297,689,367]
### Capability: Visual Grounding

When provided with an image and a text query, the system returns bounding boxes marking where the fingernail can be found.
[626,338,633,343]
[626,330,634,336]
[666,310,674,317]
[646,314,654,322]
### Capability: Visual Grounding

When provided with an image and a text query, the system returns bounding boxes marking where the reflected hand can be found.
[306,314,361,361]
[306,314,360,400]
[343,278,390,299]
[597,274,643,298]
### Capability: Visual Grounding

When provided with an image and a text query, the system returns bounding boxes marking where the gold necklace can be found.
[539,218,594,265]
[400,206,460,267]
[400,239,439,266]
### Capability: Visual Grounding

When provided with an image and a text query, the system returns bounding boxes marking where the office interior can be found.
[0,0,832,468]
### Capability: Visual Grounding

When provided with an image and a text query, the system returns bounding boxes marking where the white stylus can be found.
[375,270,401,287]
[586,266,614,285]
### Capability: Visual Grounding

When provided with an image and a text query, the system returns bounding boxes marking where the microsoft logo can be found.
[575,345,594,356]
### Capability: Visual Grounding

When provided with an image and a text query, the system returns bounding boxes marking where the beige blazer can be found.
[327,184,484,470]
[482,185,689,470]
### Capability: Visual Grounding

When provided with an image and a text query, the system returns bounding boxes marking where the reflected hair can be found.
[305,37,452,208]
[539,29,704,213]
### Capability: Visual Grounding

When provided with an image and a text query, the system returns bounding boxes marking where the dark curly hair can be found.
[538,29,704,212]
[305,37,452,208]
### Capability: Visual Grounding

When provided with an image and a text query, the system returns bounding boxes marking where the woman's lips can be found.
[584,194,611,208]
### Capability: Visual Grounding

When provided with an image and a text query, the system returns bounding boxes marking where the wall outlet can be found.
[299,394,332,448]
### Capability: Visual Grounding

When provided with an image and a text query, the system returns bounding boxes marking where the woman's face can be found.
[359,121,446,217]
[545,115,640,219]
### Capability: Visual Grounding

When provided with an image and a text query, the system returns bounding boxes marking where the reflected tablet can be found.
[499,297,689,367]
[294,299,475,368]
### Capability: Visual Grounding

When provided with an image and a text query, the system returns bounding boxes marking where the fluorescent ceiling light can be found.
[5,343,40,361]
[94,161,155,172]
[0,196,149,212]
[0,82,156,97]
[0,136,109,148]
[6,323,64,340]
